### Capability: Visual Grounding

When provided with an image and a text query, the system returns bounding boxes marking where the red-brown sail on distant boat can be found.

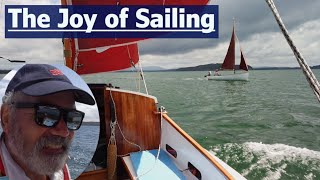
[207,21,249,81]
[221,26,235,70]
[239,50,248,71]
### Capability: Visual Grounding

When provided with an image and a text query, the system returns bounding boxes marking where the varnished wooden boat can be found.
[59,1,246,178]
[75,84,245,180]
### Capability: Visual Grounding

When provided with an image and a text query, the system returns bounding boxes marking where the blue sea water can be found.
[68,125,99,179]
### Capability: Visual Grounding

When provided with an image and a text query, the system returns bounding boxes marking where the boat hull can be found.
[77,85,245,180]
[208,72,249,81]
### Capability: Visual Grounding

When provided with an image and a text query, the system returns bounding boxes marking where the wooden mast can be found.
[61,0,74,70]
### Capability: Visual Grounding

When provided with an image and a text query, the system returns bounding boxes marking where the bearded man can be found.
[0,64,95,180]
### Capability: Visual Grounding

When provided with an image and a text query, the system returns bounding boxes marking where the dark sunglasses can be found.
[13,102,85,130]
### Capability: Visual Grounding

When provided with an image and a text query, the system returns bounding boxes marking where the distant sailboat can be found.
[207,22,249,81]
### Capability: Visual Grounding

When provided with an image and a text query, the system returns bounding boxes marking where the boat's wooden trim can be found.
[76,169,107,180]
[105,87,158,103]
[104,88,161,155]
[162,114,234,180]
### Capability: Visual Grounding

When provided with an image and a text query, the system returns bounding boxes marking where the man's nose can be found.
[50,118,70,137]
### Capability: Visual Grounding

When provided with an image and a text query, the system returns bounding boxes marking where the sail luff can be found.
[239,50,248,71]
[221,26,235,70]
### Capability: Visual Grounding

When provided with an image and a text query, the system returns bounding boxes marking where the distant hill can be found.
[253,67,299,70]
[173,64,320,71]
[174,63,253,71]
[0,64,318,74]
[256,65,320,70]
[142,66,167,71]
[312,65,320,69]
[0,69,11,74]
[119,66,166,72]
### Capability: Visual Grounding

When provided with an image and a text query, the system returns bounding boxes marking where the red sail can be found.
[221,26,235,70]
[61,0,210,74]
[69,39,139,74]
[69,0,209,6]
[239,50,248,71]
[66,0,210,49]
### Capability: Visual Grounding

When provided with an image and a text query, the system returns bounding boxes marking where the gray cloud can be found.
[140,0,320,56]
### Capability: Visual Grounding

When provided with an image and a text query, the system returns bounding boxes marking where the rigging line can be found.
[138,61,149,95]
[133,106,164,180]
[129,62,141,92]
[108,89,142,157]
[126,45,139,91]
[265,0,320,102]
[127,45,148,94]
[107,89,117,179]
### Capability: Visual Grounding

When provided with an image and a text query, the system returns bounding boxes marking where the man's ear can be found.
[1,104,10,133]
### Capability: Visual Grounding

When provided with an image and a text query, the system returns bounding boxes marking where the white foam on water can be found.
[242,142,320,180]
[183,78,195,81]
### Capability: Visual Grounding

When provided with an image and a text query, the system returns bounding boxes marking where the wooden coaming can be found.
[104,88,161,155]
[76,169,107,180]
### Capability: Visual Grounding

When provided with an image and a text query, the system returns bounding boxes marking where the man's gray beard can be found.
[7,122,72,175]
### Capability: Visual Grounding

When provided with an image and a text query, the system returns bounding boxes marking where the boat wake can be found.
[210,142,320,180]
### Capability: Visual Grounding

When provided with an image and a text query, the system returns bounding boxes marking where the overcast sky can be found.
[0,0,319,69]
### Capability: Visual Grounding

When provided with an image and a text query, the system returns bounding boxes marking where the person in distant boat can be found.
[214,69,221,76]
[0,64,95,180]
[204,71,212,77]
